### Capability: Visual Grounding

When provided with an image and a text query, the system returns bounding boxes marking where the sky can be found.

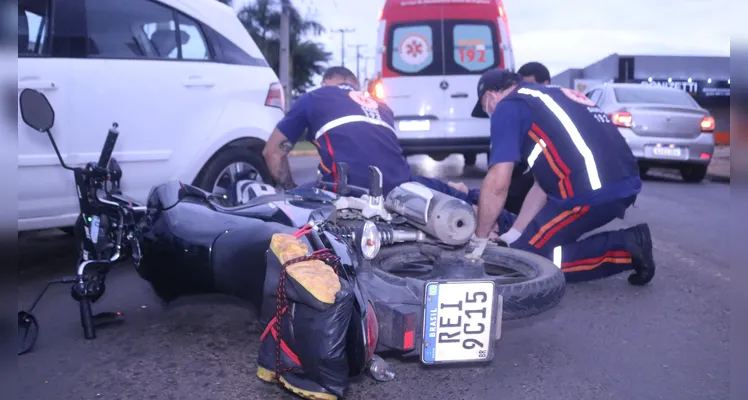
[233,0,730,85]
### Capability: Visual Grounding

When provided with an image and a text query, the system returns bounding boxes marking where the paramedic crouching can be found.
[261,66,474,201]
[468,69,656,285]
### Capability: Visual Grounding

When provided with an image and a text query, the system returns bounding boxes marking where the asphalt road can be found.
[18,155,729,400]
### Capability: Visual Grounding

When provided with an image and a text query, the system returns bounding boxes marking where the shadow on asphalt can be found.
[19,230,78,277]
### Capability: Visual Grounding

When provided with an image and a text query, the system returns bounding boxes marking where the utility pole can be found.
[349,44,366,82]
[333,28,355,67]
[279,0,291,110]
[362,56,375,83]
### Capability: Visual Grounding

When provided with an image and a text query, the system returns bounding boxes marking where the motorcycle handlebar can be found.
[95,191,146,213]
[97,123,119,169]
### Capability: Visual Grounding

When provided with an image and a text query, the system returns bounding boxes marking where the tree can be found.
[237,0,332,94]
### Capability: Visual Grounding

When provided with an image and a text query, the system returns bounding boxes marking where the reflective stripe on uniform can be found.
[552,246,562,269]
[523,139,546,174]
[314,115,397,140]
[517,88,602,190]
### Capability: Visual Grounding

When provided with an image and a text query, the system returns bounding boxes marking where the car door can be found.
[441,19,498,139]
[384,18,447,140]
[67,0,222,205]
[17,0,78,230]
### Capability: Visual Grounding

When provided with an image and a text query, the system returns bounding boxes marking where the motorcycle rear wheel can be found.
[373,243,566,320]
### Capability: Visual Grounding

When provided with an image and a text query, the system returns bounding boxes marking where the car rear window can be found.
[613,86,698,107]
[448,22,498,74]
[387,21,442,76]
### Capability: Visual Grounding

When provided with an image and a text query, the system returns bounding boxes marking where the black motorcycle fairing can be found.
[140,179,377,372]
[211,221,298,310]
[137,199,243,301]
[147,180,185,211]
[139,180,340,304]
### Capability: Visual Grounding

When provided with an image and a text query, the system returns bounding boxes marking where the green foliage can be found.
[237,0,332,94]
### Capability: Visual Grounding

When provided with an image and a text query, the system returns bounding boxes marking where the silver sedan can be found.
[584,83,715,183]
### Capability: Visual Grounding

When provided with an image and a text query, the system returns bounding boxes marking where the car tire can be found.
[680,164,708,183]
[463,153,477,166]
[193,147,273,193]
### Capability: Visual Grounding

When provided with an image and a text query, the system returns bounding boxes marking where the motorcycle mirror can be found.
[18,311,39,355]
[19,89,55,133]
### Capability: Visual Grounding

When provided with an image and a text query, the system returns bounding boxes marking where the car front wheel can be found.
[193,147,273,196]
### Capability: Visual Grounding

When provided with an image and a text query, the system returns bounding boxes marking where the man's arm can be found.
[262,128,296,189]
[262,94,311,189]
[475,161,514,238]
[474,99,533,238]
[510,180,547,232]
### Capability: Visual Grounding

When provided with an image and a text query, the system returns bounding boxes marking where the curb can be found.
[289,150,319,157]
[707,174,730,184]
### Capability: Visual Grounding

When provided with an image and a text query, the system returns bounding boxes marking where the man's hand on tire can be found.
[499,228,522,246]
[466,234,489,260]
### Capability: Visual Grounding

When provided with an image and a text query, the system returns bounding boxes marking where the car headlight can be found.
[360,220,381,260]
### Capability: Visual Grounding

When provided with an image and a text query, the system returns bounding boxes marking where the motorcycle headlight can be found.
[360,220,381,260]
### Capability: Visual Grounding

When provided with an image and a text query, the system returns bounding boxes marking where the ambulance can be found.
[367,0,515,165]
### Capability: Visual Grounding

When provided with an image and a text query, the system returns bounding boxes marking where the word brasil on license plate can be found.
[421,281,499,364]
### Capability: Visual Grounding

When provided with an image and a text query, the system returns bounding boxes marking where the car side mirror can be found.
[19,89,55,132]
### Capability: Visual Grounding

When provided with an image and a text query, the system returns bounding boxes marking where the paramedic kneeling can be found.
[262,66,476,202]
[468,69,656,285]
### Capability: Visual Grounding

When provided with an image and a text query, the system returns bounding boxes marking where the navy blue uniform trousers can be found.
[509,196,637,282]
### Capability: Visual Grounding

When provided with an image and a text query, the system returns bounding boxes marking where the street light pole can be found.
[333,28,355,67]
[350,44,366,82]
[279,0,291,110]
[362,55,375,83]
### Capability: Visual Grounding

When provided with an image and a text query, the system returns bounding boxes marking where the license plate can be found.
[421,280,501,365]
[398,120,430,132]
[652,146,683,158]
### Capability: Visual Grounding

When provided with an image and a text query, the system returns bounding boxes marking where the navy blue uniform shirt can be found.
[276,84,412,195]
[488,82,641,209]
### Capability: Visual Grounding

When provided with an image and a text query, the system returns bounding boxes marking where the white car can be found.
[18,0,284,232]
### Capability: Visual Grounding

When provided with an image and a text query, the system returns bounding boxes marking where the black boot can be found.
[623,224,656,285]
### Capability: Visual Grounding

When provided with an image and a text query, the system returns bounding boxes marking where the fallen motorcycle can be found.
[17,88,565,380]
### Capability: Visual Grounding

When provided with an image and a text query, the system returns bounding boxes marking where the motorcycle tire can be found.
[373,243,566,321]
[192,147,273,193]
